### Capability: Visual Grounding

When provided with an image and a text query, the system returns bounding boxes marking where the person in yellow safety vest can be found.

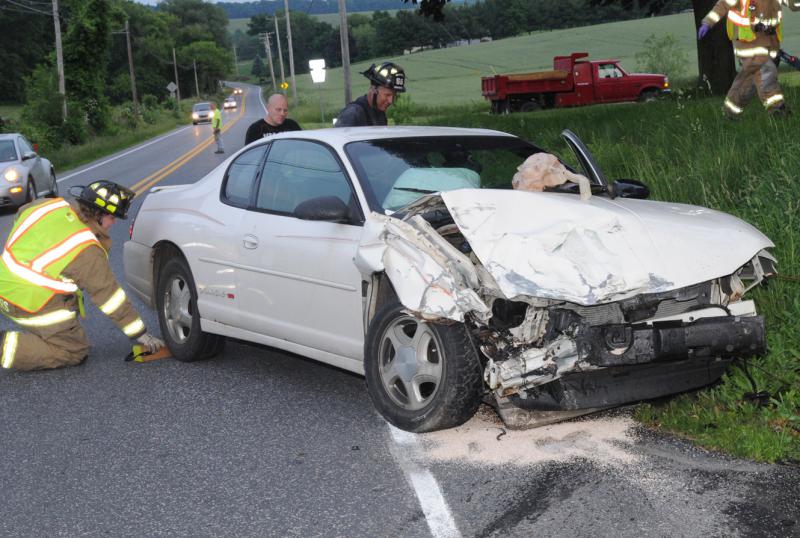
[0,180,165,371]
[698,0,800,118]
[211,102,224,154]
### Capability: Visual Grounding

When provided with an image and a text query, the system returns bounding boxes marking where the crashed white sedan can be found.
[123,127,774,432]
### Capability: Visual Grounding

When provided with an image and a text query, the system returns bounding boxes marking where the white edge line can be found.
[388,424,462,538]
[57,125,192,182]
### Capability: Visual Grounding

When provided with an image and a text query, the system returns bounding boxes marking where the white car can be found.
[223,97,237,110]
[123,127,774,432]
[0,133,58,208]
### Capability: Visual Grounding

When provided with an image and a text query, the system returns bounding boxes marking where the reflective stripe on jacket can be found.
[0,198,100,313]
[702,0,796,47]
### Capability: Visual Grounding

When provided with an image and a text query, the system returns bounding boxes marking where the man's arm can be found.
[702,0,734,28]
[62,246,147,339]
[334,103,366,127]
[244,121,260,145]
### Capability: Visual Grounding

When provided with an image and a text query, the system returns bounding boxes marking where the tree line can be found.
[1,0,233,145]
[239,0,691,77]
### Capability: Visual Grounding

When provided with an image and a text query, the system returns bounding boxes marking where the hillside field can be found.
[238,11,800,116]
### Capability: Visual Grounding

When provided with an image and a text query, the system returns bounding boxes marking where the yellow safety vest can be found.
[0,199,101,313]
[727,0,783,42]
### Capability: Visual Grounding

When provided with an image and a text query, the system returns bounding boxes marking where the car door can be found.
[16,136,46,193]
[236,138,366,361]
[596,63,624,102]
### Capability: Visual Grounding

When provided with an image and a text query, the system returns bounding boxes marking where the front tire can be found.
[47,171,58,198]
[156,256,225,362]
[364,302,484,432]
[24,179,35,204]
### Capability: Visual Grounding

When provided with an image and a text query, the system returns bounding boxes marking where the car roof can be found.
[193,102,211,108]
[0,134,19,141]
[252,126,517,148]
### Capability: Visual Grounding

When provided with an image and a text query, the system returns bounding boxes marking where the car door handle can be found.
[243,234,259,249]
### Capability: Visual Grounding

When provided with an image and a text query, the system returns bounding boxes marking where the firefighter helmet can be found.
[76,180,134,219]
[363,62,406,93]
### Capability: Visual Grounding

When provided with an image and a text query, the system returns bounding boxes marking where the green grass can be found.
[0,105,22,122]
[258,11,800,117]
[414,88,800,462]
[45,106,192,173]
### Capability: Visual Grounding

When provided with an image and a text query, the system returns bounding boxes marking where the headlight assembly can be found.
[4,168,20,182]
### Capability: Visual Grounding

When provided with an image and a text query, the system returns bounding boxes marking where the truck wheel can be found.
[156,256,225,362]
[364,302,484,433]
[520,101,541,113]
[640,89,659,102]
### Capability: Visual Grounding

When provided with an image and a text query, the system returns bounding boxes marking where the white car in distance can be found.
[123,127,774,432]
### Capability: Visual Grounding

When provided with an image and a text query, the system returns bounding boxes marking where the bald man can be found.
[244,93,302,145]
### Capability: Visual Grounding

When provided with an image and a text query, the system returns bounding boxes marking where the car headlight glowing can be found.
[192,112,199,119]
[4,168,20,182]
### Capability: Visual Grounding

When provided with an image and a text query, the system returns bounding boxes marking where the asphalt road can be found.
[0,85,797,537]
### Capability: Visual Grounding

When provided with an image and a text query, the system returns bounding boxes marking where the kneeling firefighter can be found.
[0,180,164,371]
[699,0,800,118]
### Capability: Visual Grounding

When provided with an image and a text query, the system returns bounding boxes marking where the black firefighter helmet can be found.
[363,62,406,93]
[74,180,135,219]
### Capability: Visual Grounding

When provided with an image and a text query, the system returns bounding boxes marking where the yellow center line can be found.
[131,91,248,197]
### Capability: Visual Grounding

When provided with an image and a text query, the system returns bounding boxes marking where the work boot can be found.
[769,104,791,118]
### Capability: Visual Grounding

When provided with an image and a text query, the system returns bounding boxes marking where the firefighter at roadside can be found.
[334,62,406,127]
[0,180,164,371]
[698,0,800,118]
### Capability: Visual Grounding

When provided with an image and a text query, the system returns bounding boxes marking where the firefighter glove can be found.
[698,23,710,40]
[137,333,165,354]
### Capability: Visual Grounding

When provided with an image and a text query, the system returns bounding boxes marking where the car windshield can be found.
[0,140,17,162]
[193,103,211,111]
[345,135,545,211]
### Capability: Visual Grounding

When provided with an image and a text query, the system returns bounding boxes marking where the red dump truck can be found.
[481,52,670,113]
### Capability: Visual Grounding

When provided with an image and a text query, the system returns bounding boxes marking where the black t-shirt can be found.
[244,118,302,145]
[334,95,387,127]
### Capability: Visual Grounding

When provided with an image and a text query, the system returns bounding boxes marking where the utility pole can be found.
[273,15,286,92]
[338,0,351,104]
[284,0,297,103]
[51,0,67,121]
[259,32,277,93]
[193,59,200,96]
[233,43,240,76]
[172,47,181,103]
[124,19,139,116]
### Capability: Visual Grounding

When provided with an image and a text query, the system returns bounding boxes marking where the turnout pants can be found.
[1,294,88,371]
[724,55,785,117]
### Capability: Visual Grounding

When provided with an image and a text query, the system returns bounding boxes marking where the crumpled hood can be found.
[433,189,773,305]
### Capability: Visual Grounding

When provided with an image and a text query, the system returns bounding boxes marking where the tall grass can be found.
[424,89,800,462]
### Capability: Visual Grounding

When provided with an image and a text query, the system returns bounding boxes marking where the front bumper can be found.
[510,316,765,411]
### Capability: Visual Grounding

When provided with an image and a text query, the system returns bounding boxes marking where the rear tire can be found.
[364,302,484,432]
[156,256,225,362]
[520,100,541,113]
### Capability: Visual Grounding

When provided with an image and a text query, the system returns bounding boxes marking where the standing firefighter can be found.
[699,0,800,118]
[0,181,164,371]
[335,62,406,127]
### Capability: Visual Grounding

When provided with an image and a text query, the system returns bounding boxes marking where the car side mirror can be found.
[613,179,650,199]
[21,151,36,161]
[294,195,351,223]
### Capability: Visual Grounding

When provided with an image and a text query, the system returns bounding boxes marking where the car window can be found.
[17,137,33,154]
[598,64,622,78]
[345,136,543,211]
[193,103,211,111]
[221,145,269,207]
[0,141,17,162]
[256,139,355,215]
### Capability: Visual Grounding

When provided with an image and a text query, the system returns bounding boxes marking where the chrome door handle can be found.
[243,234,259,249]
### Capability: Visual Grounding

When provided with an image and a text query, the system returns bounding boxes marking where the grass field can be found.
[247,11,800,120]
[228,9,402,33]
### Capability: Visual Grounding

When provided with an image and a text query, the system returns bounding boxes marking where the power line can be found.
[4,0,51,16]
